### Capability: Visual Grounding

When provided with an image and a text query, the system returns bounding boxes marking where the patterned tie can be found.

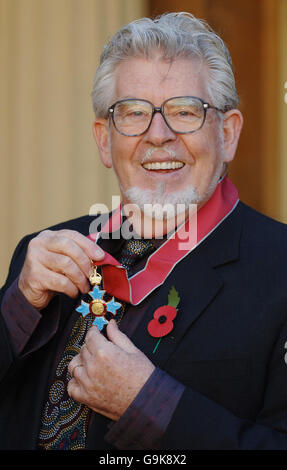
[117,238,155,276]
[38,238,155,450]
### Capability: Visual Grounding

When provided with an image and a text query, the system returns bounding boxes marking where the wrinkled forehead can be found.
[113,53,210,104]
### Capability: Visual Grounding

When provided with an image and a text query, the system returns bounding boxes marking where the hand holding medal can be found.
[18,229,105,310]
[68,252,155,421]
[76,261,122,331]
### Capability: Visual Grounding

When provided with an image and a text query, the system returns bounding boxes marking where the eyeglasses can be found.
[108,96,223,137]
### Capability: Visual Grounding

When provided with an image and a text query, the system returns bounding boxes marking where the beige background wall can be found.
[279,0,287,219]
[0,0,147,285]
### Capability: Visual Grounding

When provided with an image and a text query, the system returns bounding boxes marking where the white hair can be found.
[91,12,239,118]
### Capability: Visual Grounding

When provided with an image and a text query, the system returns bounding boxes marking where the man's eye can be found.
[123,110,147,118]
[170,108,199,118]
[172,110,193,116]
[178,110,192,116]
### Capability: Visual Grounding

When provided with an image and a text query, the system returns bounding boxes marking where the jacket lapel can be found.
[130,249,223,367]
[130,203,244,368]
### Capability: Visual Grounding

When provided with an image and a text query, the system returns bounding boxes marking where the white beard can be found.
[121,169,222,221]
[122,183,199,220]
[114,140,226,220]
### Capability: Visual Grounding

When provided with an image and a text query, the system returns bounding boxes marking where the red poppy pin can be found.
[147,286,180,354]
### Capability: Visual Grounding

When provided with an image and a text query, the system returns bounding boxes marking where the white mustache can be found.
[141,146,178,164]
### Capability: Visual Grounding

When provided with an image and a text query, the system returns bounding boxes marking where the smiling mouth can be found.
[142,161,185,171]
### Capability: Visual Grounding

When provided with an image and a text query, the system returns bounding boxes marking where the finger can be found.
[68,354,84,377]
[48,271,80,298]
[79,342,92,363]
[38,229,105,274]
[28,262,80,299]
[71,364,84,381]
[41,251,90,294]
[68,344,93,375]
[106,319,139,354]
[38,231,95,279]
[67,377,86,401]
[84,325,108,355]
[68,357,91,390]
[54,229,105,260]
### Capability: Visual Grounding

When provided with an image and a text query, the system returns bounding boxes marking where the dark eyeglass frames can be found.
[108,96,224,137]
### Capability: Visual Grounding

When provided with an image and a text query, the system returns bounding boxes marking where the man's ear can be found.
[222,109,244,164]
[93,119,113,168]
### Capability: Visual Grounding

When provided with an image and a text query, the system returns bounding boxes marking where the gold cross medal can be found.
[76,262,122,331]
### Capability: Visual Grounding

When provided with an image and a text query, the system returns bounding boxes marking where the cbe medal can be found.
[76,262,122,331]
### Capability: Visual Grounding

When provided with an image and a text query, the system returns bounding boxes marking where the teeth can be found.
[143,161,184,170]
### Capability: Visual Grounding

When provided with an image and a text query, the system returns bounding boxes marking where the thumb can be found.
[106,319,139,353]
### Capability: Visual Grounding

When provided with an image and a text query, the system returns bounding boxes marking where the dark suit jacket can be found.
[1,202,287,449]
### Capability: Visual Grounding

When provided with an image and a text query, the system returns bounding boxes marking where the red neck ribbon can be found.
[88,177,239,305]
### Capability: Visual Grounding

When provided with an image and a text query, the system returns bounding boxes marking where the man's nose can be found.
[143,111,177,145]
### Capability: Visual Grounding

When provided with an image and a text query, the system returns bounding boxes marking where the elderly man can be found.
[1,12,287,451]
